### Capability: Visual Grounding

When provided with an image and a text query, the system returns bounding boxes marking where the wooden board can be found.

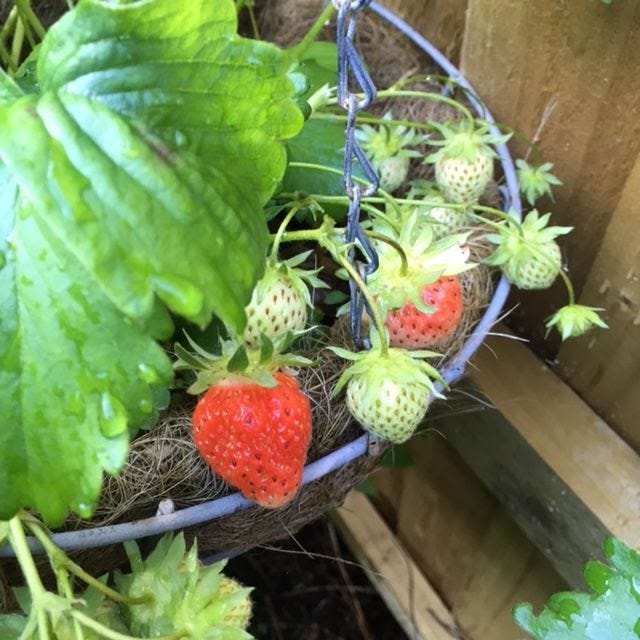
[459,0,640,351]
[333,491,463,640]
[557,155,640,452]
[382,0,469,63]
[371,437,566,640]
[436,331,640,585]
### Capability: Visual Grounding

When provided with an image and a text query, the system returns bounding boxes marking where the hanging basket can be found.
[0,0,521,578]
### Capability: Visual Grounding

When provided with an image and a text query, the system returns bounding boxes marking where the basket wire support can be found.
[334,0,380,346]
[0,3,522,558]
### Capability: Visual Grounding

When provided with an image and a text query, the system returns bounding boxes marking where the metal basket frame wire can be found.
[0,2,522,559]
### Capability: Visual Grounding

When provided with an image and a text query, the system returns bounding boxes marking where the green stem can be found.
[332,252,388,356]
[8,518,45,597]
[365,230,408,276]
[72,611,185,640]
[10,17,24,69]
[374,89,474,122]
[270,204,303,261]
[275,228,326,244]
[0,8,18,43]
[285,161,400,212]
[287,1,335,60]
[312,110,440,133]
[8,517,51,640]
[247,3,260,40]
[14,0,45,40]
[26,522,149,607]
[556,263,575,305]
[0,36,15,71]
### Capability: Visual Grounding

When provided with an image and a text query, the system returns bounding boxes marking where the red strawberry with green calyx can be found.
[367,211,472,349]
[175,334,313,508]
[386,275,463,349]
[243,251,325,349]
[330,332,445,443]
[425,120,510,204]
[485,210,572,290]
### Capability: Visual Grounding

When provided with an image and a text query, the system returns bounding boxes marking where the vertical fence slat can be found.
[557,156,640,451]
[459,0,640,351]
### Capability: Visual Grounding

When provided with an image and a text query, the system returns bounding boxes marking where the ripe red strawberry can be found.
[385,276,463,349]
[192,371,312,508]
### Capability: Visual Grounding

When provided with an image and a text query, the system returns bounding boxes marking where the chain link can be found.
[333,0,380,346]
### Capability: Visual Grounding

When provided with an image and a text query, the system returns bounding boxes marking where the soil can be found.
[224,515,410,640]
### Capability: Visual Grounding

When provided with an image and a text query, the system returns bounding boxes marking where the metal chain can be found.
[333,0,380,346]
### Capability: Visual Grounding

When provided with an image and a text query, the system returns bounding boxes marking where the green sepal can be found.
[516,159,563,206]
[425,119,511,164]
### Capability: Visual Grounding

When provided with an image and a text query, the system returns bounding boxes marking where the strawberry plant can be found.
[0,0,610,635]
[514,537,640,639]
[0,517,254,639]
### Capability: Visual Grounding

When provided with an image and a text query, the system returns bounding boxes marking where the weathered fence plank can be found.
[372,436,565,640]
[459,0,640,351]
[557,156,640,451]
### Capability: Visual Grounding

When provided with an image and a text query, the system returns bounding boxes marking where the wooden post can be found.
[460,0,640,350]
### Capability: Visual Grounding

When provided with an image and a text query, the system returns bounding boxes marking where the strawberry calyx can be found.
[425,119,511,165]
[515,159,563,206]
[545,304,608,341]
[330,342,446,401]
[368,211,473,313]
[356,111,427,163]
[174,331,312,394]
[484,210,572,284]
[252,251,326,313]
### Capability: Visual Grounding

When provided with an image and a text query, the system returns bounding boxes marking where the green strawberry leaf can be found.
[38,0,303,205]
[513,537,640,639]
[0,614,26,638]
[0,0,302,523]
[0,180,173,523]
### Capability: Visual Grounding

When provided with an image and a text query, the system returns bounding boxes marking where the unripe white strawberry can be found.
[243,252,325,348]
[357,111,427,193]
[485,210,572,290]
[435,152,493,204]
[217,576,253,629]
[330,335,445,443]
[505,240,561,290]
[407,182,471,240]
[425,120,510,204]
[378,155,411,193]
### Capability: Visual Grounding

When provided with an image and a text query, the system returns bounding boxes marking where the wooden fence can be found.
[365,1,640,637]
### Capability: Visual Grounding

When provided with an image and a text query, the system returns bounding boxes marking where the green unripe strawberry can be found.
[378,155,411,193]
[485,210,572,290]
[425,120,510,204]
[330,337,445,443]
[506,240,561,289]
[407,181,471,240]
[243,252,324,348]
[115,533,254,640]
[546,304,608,341]
[357,111,427,193]
[217,577,253,628]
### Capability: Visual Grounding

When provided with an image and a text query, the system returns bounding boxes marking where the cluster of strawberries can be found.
[179,114,606,511]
